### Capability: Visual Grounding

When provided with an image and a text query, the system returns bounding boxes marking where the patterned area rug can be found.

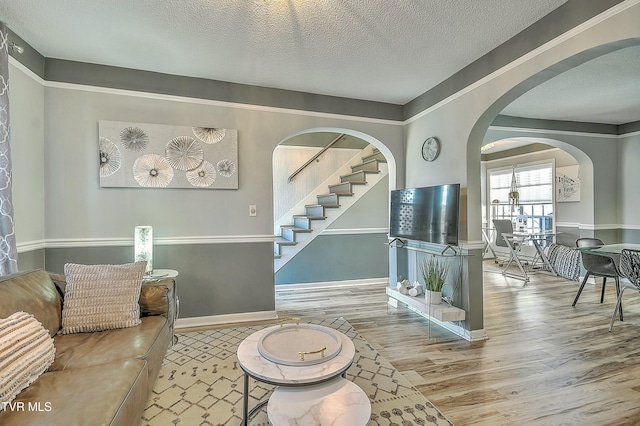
[142,318,452,425]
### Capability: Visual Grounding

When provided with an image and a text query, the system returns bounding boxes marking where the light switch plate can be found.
[249,205,257,217]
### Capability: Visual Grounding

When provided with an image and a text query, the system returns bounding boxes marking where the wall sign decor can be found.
[98,120,238,189]
[556,165,580,202]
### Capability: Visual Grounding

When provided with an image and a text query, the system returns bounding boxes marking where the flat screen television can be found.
[389,184,460,245]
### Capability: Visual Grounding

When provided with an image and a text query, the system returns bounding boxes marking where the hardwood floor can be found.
[273,261,640,425]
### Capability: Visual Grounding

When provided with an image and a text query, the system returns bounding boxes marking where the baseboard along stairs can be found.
[274,145,388,272]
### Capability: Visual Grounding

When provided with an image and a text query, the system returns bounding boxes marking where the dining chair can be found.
[492,219,521,268]
[609,249,640,331]
[572,238,623,321]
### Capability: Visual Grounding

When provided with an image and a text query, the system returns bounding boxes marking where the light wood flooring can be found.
[271,261,640,426]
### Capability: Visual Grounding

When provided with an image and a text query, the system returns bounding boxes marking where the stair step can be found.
[280,226,312,242]
[293,215,326,229]
[304,204,325,217]
[274,237,297,257]
[340,170,368,184]
[274,237,297,246]
[328,182,353,195]
[362,151,386,163]
[351,159,382,173]
[317,193,341,206]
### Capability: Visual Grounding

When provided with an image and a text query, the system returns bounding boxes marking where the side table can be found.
[143,268,179,345]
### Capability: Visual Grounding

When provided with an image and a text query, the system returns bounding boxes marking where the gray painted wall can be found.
[45,243,275,317]
[6,1,639,333]
[17,249,44,271]
[275,233,389,285]
[44,59,403,122]
[8,63,403,319]
[481,146,584,252]
[328,175,389,231]
[9,61,45,258]
[402,5,640,334]
[41,86,402,240]
[276,175,389,285]
[619,132,640,236]
[484,126,619,228]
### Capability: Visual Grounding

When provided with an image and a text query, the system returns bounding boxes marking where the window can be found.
[488,161,554,235]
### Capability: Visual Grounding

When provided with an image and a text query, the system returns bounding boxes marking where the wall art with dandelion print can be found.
[98,120,238,189]
[120,127,149,151]
[99,137,121,177]
[133,154,174,187]
[186,160,216,187]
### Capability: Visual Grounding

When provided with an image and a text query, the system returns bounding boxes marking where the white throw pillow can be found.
[61,261,146,334]
[0,311,56,409]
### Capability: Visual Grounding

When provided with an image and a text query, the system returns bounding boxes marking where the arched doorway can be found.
[272,127,397,288]
[480,136,594,263]
[462,38,640,334]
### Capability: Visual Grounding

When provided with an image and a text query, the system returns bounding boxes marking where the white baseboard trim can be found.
[175,310,278,329]
[275,277,390,291]
[579,275,631,286]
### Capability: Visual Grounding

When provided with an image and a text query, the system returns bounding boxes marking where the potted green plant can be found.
[508,190,519,211]
[419,257,448,304]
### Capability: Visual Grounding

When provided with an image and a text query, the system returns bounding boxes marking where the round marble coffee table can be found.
[237,324,356,425]
[267,377,371,426]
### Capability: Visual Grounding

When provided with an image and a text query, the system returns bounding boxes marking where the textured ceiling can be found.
[0,0,566,104]
[502,45,640,125]
[2,1,637,127]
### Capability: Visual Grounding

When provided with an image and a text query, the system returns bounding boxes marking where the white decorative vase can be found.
[426,290,442,305]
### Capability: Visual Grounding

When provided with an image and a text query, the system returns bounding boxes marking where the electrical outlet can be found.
[249,205,257,217]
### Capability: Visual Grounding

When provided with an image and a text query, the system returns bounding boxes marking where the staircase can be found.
[274,146,387,271]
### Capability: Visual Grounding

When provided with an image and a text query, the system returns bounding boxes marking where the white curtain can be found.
[0,23,18,274]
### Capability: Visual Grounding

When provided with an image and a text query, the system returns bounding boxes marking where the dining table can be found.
[577,243,640,279]
[501,230,558,282]
[579,243,640,256]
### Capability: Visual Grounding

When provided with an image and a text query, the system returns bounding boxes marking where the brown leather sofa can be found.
[0,269,177,426]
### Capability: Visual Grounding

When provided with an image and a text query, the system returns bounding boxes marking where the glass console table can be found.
[387,239,468,340]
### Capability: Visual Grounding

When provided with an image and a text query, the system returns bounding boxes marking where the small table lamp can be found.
[134,226,153,275]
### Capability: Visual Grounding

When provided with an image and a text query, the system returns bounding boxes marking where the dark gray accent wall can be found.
[481,142,553,162]
[280,133,369,149]
[556,226,580,247]
[4,0,628,125]
[465,247,484,332]
[7,29,45,78]
[620,229,640,243]
[619,120,640,135]
[491,115,619,135]
[45,243,275,318]
[275,233,389,285]
[594,229,622,245]
[44,59,403,121]
[561,228,639,247]
[17,249,45,271]
[403,0,625,120]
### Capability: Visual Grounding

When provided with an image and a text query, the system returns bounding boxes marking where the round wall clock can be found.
[422,137,441,162]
